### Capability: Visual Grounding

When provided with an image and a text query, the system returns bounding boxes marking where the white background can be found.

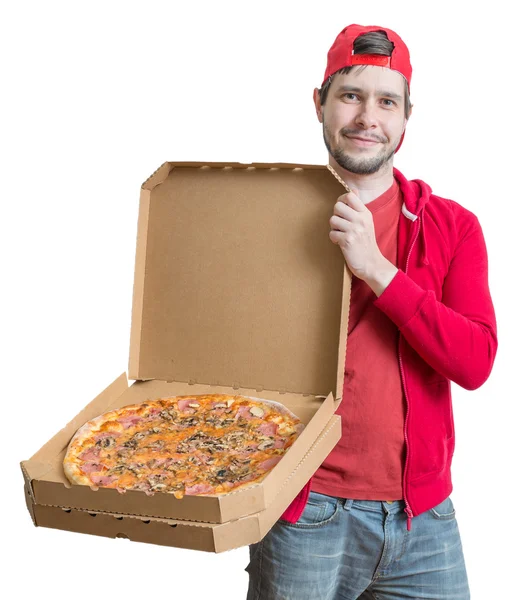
[2,1,524,598]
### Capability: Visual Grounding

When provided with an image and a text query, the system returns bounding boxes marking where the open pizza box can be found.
[21,162,351,527]
[24,415,341,553]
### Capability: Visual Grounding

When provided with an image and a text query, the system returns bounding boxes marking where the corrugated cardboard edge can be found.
[336,266,352,402]
[24,480,37,525]
[144,163,330,185]
[326,162,353,403]
[141,161,172,190]
[128,181,152,379]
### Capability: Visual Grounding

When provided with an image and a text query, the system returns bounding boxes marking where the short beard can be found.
[323,122,399,175]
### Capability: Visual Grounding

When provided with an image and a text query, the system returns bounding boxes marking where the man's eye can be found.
[344,93,358,100]
[382,99,395,106]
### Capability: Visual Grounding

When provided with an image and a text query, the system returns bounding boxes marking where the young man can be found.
[245,24,498,600]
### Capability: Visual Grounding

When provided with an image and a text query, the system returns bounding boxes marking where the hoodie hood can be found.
[393,167,432,266]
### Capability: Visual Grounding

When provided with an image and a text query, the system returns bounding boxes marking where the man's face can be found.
[315,66,409,175]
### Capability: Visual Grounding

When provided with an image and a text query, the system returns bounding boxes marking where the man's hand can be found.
[329,189,398,297]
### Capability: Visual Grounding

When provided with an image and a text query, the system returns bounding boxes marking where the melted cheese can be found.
[71,394,301,495]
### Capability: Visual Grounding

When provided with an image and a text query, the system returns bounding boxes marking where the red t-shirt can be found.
[312,178,405,500]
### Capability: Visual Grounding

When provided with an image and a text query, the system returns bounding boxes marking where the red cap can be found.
[322,24,412,153]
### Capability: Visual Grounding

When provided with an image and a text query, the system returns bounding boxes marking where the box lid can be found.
[129,162,351,398]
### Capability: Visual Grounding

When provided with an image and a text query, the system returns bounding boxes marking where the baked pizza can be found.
[63,394,304,497]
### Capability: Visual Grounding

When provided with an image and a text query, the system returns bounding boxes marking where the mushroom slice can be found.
[258,440,275,450]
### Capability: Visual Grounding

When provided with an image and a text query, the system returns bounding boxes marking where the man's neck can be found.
[328,157,395,205]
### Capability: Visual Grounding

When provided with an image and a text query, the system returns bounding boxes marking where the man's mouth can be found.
[344,135,380,146]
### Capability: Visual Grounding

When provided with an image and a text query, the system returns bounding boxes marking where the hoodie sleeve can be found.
[372,215,498,390]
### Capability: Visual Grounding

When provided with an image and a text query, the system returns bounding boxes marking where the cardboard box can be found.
[24,415,341,553]
[22,162,351,530]
[22,373,341,523]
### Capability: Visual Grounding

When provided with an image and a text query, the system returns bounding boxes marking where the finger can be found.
[329,215,351,232]
[337,191,358,205]
[334,201,357,220]
[329,230,346,245]
[344,191,367,212]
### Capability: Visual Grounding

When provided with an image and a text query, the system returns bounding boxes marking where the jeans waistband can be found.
[339,498,406,514]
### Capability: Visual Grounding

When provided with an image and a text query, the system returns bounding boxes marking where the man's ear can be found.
[313,88,323,123]
[402,104,413,130]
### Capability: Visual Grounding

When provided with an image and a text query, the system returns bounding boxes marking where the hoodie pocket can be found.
[408,435,454,483]
[408,381,455,482]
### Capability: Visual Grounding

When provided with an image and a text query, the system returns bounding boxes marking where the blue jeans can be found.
[245,491,470,599]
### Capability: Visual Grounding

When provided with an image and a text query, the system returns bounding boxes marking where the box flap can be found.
[27,373,129,463]
[129,162,351,398]
[22,373,129,485]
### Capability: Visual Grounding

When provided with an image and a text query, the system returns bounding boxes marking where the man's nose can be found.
[354,101,378,129]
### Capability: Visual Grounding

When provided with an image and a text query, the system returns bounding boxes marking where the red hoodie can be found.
[281,167,498,530]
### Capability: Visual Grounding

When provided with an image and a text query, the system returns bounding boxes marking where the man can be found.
[245,24,498,600]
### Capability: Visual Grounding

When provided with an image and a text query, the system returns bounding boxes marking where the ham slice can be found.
[235,406,254,420]
[95,431,118,441]
[185,483,215,496]
[79,447,101,461]
[273,437,286,449]
[178,399,195,411]
[259,456,282,471]
[80,462,105,474]
[258,422,278,436]
[117,415,142,429]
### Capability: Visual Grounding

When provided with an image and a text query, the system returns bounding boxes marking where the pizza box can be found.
[21,373,341,523]
[21,162,351,524]
[23,415,341,553]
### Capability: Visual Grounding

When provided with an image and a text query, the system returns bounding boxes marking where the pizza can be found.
[63,394,305,498]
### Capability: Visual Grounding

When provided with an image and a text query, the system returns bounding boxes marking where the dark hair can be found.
[318,31,412,119]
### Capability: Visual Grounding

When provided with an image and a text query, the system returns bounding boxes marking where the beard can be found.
[323,121,401,175]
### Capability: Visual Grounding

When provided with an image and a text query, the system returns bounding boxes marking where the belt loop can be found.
[342,498,354,511]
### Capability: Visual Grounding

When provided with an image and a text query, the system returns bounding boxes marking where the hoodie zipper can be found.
[400,215,421,532]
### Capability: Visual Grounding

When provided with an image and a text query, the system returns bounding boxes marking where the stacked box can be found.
[21,162,350,552]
